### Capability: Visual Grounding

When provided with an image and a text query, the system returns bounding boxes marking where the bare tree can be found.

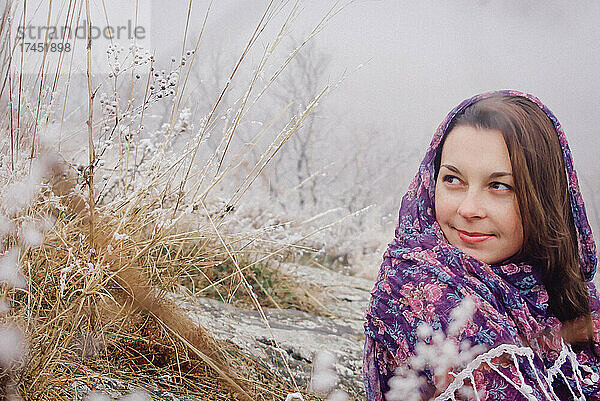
[269,41,329,211]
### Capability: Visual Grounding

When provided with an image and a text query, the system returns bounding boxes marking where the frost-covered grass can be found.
[0,0,369,399]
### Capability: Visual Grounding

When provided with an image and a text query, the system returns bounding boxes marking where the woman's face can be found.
[434,125,524,264]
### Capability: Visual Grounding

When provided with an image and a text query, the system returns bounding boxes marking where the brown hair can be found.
[434,95,591,333]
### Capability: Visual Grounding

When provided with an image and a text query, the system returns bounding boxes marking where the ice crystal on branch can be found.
[0,248,27,289]
[386,297,483,400]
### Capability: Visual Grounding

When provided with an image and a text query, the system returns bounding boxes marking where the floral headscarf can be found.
[363,90,600,400]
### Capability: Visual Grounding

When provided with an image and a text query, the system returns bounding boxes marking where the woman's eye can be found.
[442,175,461,185]
[490,182,513,191]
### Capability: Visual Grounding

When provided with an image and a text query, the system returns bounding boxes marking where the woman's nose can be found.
[457,189,486,219]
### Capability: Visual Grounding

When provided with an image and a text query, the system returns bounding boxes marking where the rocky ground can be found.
[174,262,374,400]
[72,262,374,400]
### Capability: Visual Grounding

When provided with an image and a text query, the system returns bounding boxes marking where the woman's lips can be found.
[455,229,493,244]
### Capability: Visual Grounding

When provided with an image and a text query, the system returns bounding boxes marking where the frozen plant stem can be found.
[173,0,276,216]
[85,0,96,253]
[199,198,301,392]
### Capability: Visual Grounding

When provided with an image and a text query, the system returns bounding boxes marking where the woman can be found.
[363,90,600,400]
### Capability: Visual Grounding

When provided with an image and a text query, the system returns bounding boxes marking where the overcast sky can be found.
[16,0,600,230]
[140,0,600,222]
[143,0,600,178]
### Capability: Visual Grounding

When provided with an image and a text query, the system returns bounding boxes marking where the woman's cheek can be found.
[435,190,458,219]
[433,191,446,222]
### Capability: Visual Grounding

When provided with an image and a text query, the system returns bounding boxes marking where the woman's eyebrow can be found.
[440,164,512,179]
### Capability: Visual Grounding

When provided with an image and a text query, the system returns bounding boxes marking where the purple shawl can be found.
[363,90,600,400]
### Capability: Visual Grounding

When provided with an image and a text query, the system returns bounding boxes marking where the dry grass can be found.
[182,253,326,316]
[1,170,325,400]
[0,0,352,399]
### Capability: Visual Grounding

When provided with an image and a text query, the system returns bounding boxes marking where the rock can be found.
[171,262,373,400]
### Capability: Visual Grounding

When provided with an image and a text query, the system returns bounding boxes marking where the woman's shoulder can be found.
[372,245,466,307]
[367,258,466,339]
